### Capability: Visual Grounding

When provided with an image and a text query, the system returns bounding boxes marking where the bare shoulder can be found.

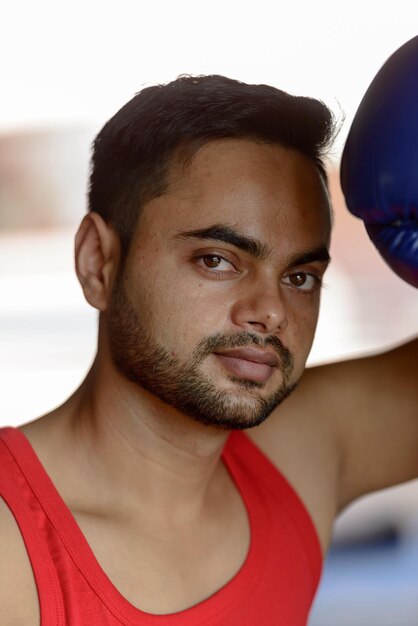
[0,497,40,626]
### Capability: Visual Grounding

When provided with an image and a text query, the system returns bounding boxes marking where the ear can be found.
[75,212,120,311]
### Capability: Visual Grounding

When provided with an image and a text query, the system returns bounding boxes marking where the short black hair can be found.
[89,75,336,255]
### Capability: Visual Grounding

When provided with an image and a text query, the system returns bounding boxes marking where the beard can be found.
[106,278,298,430]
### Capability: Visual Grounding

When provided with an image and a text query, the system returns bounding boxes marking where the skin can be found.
[0,139,417,624]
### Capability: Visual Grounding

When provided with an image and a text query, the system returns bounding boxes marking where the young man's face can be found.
[107,139,331,429]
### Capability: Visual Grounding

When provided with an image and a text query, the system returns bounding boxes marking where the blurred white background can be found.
[1,1,418,624]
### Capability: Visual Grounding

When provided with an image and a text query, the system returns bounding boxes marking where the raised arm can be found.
[304,338,418,510]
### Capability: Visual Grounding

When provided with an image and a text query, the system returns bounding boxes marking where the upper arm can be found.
[309,337,418,510]
[0,497,40,626]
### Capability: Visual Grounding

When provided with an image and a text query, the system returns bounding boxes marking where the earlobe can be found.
[75,212,120,311]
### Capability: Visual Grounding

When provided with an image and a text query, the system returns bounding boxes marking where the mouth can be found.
[213,348,279,383]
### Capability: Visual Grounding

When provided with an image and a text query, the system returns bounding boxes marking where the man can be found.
[0,75,416,625]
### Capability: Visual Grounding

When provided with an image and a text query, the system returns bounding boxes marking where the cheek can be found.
[285,297,320,360]
[131,268,227,351]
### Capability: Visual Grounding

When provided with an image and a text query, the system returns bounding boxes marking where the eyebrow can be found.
[174,224,270,261]
[174,223,331,266]
[287,246,331,268]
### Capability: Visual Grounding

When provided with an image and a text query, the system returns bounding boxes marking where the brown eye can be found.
[289,272,307,287]
[202,255,223,268]
[196,254,238,275]
[283,272,320,292]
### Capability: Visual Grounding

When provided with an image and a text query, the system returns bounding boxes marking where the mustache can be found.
[193,331,294,375]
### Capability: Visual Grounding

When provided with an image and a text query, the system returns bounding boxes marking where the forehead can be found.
[137,139,331,255]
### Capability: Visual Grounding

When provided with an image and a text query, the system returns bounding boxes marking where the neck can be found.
[51,354,231,527]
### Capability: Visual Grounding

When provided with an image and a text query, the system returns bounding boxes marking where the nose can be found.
[230,282,288,335]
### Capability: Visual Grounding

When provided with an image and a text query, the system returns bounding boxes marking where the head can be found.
[78,75,336,430]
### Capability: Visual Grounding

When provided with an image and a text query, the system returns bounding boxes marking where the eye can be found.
[283,272,321,292]
[203,255,224,268]
[197,254,238,273]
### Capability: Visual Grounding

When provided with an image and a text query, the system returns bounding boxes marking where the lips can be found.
[213,348,279,383]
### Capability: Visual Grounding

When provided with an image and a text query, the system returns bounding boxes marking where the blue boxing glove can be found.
[341,37,418,287]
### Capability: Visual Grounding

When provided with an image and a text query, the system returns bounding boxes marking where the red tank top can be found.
[0,427,321,625]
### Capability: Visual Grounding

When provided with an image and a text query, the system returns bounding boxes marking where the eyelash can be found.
[194,254,239,276]
[282,272,323,293]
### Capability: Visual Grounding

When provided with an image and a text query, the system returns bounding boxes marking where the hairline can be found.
[137,135,330,223]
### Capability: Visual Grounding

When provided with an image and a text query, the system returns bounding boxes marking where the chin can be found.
[182,380,299,432]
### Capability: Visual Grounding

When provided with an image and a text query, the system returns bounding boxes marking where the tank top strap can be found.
[223,430,322,586]
[0,427,66,626]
